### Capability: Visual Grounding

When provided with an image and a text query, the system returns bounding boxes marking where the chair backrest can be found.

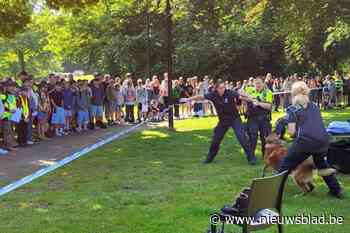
[247,171,289,217]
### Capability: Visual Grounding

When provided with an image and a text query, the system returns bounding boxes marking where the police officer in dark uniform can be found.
[187,80,256,165]
[241,77,273,157]
[278,81,343,198]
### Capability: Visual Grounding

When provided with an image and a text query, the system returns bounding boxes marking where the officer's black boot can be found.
[323,174,343,199]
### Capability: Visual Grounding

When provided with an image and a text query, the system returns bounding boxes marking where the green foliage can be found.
[2,0,350,78]
[0,0,31,37]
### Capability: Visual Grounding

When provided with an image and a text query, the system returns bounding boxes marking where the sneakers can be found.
[27,141,34,145]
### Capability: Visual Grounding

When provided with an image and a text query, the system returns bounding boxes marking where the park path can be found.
[0,125,139,186]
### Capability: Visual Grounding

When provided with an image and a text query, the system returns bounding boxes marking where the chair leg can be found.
[242,225,249,233]
[220,222,225,233]
[278,224,283,233]
[209,224,217,233]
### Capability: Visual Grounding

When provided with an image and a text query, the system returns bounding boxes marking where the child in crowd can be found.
[90,78,105,129]
[124,80,136,123]
[114,83,124,125]
[76,81,91,132]
[136,79,148,122]
[63,81,74,134]
[37,84,50,140]
[149,100,160,121]
[50,83,65,136]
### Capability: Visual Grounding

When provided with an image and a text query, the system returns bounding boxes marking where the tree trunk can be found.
[17,49,25,72]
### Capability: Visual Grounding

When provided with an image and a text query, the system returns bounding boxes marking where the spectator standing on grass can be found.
[136,79,148,122]
[76,81,91,132]
[37,84,50,140]
[160,74,169,109]
[90,78,106,129]
[334,72,344,106]
[0,85,7,155]
[23,78,37,145]
[172,80,181,119]
[63,81,74,134]
[272,78,282,111]
[50,82,65,136]
[16,87,30,147]
[151,75,160,102]
[2,81,18,150]
[106,78,117,125]
[114,83,124,125]
[124,80,136,123]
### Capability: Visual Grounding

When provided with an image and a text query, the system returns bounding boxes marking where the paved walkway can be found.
[0,125,137,186]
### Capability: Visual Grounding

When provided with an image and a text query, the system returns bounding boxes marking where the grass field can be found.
[0,109,349,233]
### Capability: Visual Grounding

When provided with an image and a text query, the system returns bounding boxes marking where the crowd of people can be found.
[0,70,349,155]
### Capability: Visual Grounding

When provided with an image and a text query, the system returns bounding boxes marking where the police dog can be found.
[263,133,336,193]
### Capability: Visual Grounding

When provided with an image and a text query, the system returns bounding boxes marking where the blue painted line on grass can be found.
[0,122,145,197]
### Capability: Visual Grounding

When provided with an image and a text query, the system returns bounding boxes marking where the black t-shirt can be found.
[204,89,240,125]
[50,90,63,107]
[186,84,194,97]
[179,84,187,98]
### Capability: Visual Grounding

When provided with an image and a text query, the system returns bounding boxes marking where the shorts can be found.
[64,109,72,117]
[51,107,65,125]
[37,112,48,122]
[106,102,116,114]
[138,103,148,113]
[90,105,103,117]
[77,110,89,125]
[115,105,122,112]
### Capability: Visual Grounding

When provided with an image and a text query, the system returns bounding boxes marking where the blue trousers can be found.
[207,118,256,162]
[278,142,341,194]
[27,116,33,142]
[247,117,271,157]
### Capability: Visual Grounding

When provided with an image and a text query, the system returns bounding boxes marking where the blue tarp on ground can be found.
[327,121,350,135]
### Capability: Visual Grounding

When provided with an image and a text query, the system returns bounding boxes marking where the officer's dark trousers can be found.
[207,118,255,162]
[16,119,28,146]
[278,142,342,194]
[247,117,271,157]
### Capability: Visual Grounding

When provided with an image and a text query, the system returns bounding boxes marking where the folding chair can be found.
[208,171,289,233]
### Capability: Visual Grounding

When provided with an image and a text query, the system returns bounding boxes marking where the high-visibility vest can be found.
[20,96,29,120]
[1,94,17,120]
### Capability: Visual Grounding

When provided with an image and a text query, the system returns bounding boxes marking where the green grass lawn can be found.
[0,109,349,233]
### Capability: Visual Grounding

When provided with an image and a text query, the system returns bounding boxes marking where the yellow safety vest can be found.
[20,96,29,120]
[1,94,17,120]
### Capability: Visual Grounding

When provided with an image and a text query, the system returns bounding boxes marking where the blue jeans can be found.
[207,118,256,162]
[278,142,341,194]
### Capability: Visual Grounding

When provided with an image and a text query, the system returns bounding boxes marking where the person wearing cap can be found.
[186,80,256,165]
[1,81,18,150]
[241,76,273,158]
